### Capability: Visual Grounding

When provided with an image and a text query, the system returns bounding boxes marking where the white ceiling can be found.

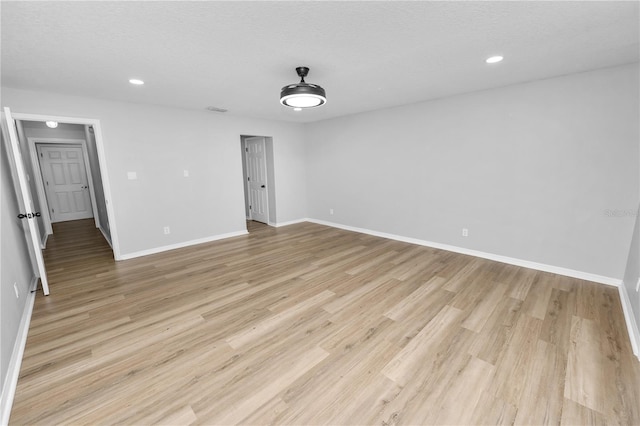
[2,1,638,123]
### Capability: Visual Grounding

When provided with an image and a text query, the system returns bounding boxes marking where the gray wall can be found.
[84,125,111,243]
[623,206,639,338]
[2,88,307,257]
[0,130,36,401]
[21,121,86,140]
[306,64,639,279]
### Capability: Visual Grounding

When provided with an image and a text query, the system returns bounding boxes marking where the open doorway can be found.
[240,135,276,230]
[18,120,112,248]
[7,111,121,285]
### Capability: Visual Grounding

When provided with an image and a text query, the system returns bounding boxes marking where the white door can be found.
[245,137,269,224]
[2,107,50,295]
[37,144,93,222]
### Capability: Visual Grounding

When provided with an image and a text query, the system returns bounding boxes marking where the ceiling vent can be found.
[206,106,228,113]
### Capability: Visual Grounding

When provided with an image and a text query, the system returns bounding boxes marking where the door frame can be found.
[10,111,121,260]
[243,136,270,224]
[28,138,99,238]
[2,108,50,295]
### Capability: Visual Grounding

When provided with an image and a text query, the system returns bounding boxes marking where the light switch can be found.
[183,170,189,177]
[127,171,137,180]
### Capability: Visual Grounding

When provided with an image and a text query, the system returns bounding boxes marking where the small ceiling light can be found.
[485,55,504,64]
[280,67,326,108]
[45,121,58,128]
[129,78,145,85]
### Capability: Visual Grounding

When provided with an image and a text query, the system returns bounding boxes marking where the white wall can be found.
[306,64,639,280]
[1,88,307,257]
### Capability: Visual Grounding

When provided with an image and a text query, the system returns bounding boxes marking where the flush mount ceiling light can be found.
[45,121,58,128]
[129,78,144,85]
[280,67,326,109]
[485,55,504,64]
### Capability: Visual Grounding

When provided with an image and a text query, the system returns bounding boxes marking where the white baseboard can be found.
[0,276,37,425]
[273,218,308,228]
[618,285,640,361]
[118,230,248,260]
[305,218,621,287]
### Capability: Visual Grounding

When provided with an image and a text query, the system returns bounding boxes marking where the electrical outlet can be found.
[462,228,469,237]
[163,226,170,235]
[330,209,334,215]
[14,282,19,299]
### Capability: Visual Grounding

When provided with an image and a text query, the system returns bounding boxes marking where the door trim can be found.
[10,112,121,260]
[28,138,99,237]
[244,136,269,224]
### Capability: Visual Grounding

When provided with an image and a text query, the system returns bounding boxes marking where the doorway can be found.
[240,135,276,228]
[3,108,121,295]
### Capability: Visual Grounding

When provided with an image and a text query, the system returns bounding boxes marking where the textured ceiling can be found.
[1,1,638,123]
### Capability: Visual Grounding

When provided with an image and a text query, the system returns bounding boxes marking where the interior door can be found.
[37,144,94,222]
[2,107,50,295]
[245,137,269,224]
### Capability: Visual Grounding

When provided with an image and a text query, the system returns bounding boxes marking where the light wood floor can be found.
[10,219,640,425]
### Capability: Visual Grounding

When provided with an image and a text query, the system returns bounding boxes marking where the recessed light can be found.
[45,121,58,128]
[293,108,302,112]
[485,56,504,64]
[129,79,144,85]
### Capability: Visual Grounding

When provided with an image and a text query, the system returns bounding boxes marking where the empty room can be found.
[1,1,639,425]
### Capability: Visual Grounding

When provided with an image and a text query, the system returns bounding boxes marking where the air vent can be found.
[206,106,228,113]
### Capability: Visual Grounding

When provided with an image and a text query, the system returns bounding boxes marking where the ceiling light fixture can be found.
[45,121,58,128]
[485,55,504,64]
[280,67,326,108]
[129,78,145,85]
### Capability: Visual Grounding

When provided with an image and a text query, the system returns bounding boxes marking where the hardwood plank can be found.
[8,219,639,425]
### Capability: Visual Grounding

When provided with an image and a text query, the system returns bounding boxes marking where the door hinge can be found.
[40,152,43,157]
[245,147,248,152]
[247,177,250,181]
[249,205,252,210]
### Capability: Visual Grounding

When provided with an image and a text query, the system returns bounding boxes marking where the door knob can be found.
[261,185,266,188]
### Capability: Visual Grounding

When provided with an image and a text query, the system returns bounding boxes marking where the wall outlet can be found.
[163,226,171,235]
[14,282,19,299]
[462,228,469,237]
[330,209,334,215]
